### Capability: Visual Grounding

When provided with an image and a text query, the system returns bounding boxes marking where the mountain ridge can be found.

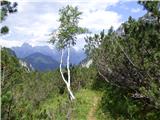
[12,43,86,65]
[23,52,60,71]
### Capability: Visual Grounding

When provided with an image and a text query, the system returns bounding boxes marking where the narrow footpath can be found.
[87,95,100,120]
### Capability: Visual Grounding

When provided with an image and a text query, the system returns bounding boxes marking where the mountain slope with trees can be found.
[23,52,59,71]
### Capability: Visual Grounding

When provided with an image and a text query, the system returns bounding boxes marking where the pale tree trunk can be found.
[59,49,75,101]
[67,47,71,86]
[60,50,68,85]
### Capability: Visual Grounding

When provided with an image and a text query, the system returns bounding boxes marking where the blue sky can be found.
[1,0,147,50]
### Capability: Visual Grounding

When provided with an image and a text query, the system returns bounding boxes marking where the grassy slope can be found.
[73,89,101,120]
[33,89,111,120]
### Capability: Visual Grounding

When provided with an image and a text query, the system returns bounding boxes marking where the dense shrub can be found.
[85,1,160,119]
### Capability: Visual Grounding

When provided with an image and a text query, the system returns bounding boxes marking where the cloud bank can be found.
[1,0,140,49]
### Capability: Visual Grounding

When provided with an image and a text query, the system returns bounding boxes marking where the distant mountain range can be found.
[11,43,86,71]
[12,43,58,59]
[23,52,59,71]
[12,43,86,65]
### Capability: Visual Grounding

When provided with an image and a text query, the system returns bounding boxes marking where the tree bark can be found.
[60,50,68,85]
[67,47,75,100]
[67,47,71,86]
[60,49,75,101]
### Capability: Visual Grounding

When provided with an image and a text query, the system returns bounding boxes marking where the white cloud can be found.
[131,8,141,13]
[0,40,23,48]
[80,10,122,30]
[2,0,122,49]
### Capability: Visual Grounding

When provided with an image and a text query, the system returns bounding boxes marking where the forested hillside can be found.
[23,52,59,71]
[1,1,160,120]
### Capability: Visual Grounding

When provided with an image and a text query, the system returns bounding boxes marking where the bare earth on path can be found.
[87,96,100,120]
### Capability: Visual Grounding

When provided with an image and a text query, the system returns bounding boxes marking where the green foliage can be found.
[0,0,18,20]
[34,89,100,120]
[1,48,65,119]
[50,5,87,49]
[99,85,140,120]
[1,26,9,34]
[1,47,26,119]
[98,84,160,120]
[71,66,98,90]
[72,89,100,119]
[84,1,160,119]
[1,47,99,119]
[0,0,18,35]
[138,0,160,19]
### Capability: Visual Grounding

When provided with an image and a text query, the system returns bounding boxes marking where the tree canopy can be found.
[0,0,18,34]
[50,5,87,49]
